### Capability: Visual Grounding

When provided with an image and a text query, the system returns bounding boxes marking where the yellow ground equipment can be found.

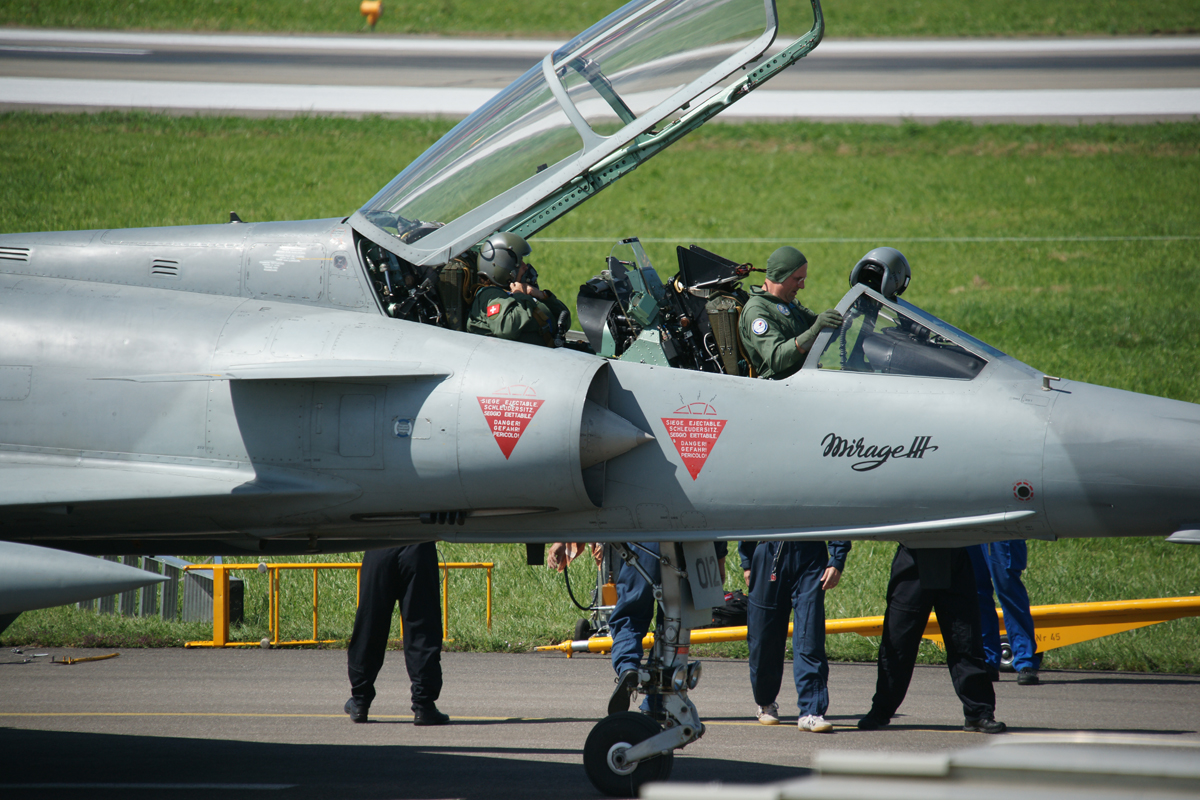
[184,560,493,648]
[537,595,1200,657]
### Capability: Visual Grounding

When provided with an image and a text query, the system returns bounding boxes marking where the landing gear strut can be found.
[581,541,722,796]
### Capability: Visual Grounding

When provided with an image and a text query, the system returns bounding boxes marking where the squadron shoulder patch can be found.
[487,303,501,317]
[777,303,791,316]
[751,318,769,335]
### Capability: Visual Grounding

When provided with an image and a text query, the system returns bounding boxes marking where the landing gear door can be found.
[681,541,725,617]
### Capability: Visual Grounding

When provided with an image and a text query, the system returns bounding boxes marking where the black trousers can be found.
[347,543,443,710]
[870,545,995,721]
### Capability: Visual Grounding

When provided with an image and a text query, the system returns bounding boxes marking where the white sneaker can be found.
[756,703,781,725]
[798,714,834,733]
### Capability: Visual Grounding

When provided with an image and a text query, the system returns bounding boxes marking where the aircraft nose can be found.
[1043,382,1200,539]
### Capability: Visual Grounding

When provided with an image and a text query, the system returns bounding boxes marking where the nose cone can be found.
[1043,382,1200,539]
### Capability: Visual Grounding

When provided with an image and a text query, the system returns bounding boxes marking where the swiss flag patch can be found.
[487,303,501,317]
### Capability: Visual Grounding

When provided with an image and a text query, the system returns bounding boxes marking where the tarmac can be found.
[2,30,1198,121]
[2,647,1199,799]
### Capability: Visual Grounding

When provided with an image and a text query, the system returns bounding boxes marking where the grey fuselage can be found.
[1,218,1197,555]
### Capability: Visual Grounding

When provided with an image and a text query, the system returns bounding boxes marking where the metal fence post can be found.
[99,556,118,614]
[160,561,180,621]
[140,558,159,617]
[119,555,140,615]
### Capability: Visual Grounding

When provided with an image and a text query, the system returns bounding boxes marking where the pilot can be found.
[344,543,450,727]
[467,232,571,347]
[740,537,850,732]
[738,246,843,379]
[858,545,1006,733]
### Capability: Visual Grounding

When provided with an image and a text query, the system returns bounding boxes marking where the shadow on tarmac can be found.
[0,727,809,799]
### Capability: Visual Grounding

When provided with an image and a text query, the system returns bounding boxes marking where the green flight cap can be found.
[766,246,807,283]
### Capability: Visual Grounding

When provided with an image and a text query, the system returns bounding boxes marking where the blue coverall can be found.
[610,542,728,714]
[968,541,1040,672]
[740,540,850,716]
[610,542,663,678]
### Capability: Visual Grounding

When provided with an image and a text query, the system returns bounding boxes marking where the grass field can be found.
[0,0,1197,37]
[6,538,1200,673]
[1,112,1199,670]
[5,114,1198,401]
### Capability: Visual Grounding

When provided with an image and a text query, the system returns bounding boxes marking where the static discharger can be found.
[360,0,383,28]
[53,652,120,665]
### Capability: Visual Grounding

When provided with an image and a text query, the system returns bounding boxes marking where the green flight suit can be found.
[738,285,818,380]
[467,285,571,347]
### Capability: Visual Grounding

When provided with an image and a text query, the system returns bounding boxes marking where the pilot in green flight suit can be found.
[467,232,571,347]
[738,246,842,380]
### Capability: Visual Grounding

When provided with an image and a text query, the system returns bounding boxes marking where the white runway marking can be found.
[0,77,497,116]
[1,29,1198,56]
[4,77,1198,120]
[735,88,1200,119]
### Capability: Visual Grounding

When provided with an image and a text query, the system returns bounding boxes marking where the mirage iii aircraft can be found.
[2,0,1198,794]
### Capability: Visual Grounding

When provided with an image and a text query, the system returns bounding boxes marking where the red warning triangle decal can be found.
[661,416,727,480]
[478,387,544,459]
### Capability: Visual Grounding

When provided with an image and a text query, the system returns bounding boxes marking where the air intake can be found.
[0,247,30,262]
[150,259,180,279]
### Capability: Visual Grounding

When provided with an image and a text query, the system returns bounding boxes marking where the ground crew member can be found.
[608,542,727,717]
[969,541,1041,685]
[741,538,850,732]
[467,231,571,346]
[549,541,726,718]
[858,545,1005,733]
[344,543,449,726]
[738,246,842,379]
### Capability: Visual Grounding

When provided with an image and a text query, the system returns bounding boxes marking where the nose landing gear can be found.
[582,541,719,796]
[583,712,674,796]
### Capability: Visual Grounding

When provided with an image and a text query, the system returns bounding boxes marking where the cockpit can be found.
[340,0,1008,383]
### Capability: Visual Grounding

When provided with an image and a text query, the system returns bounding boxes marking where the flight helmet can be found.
[477,232,531,286]
[850,247,911,299]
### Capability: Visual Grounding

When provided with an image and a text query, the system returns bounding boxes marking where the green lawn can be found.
[6,538,1200,672]
[2,112,1199,669]
[0,0,1196,37]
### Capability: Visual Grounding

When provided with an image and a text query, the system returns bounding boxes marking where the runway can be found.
[1,30,1199,122]
[1,647,1198,798]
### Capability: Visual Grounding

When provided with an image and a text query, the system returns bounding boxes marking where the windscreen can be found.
[358,0,773,245]
[817,294,989,380]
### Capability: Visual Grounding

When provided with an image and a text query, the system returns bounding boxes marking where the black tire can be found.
[583,711,674,797]
[574,617,594,642]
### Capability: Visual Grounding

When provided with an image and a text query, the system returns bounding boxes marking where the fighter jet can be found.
[1,0,1197,793]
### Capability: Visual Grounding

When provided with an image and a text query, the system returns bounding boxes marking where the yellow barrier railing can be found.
[184,561,493,648]
[536,595,1200,657]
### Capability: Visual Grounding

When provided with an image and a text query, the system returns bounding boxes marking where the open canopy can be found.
[351,0,787,266]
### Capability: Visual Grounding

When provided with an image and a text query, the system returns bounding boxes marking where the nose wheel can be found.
[583,712,674,797]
